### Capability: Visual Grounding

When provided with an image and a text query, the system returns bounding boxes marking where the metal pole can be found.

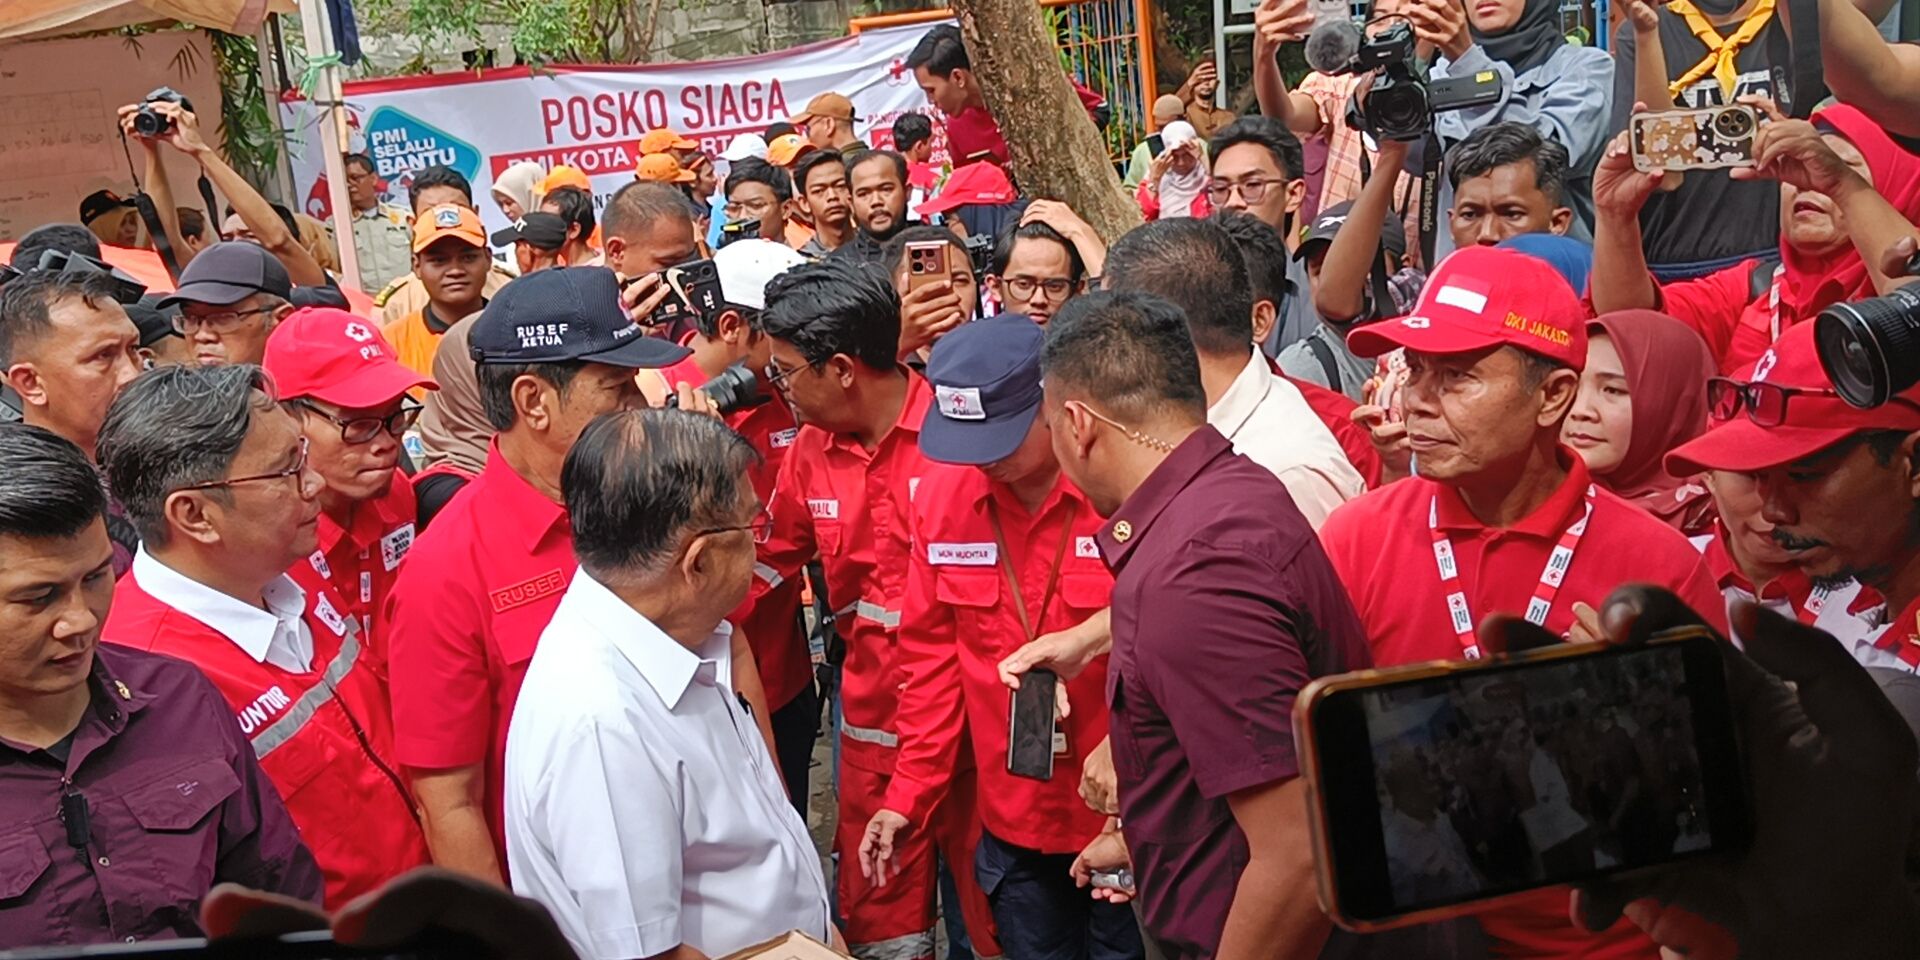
[295,0,362,290]
[1213,0,1227,117]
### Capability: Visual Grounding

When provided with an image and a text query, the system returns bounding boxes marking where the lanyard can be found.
[984,497,1078,643]
[1665,0,1777,100]
[1430,487,1595,660]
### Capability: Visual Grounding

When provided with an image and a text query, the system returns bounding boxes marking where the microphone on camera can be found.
[1304,18,1366,74]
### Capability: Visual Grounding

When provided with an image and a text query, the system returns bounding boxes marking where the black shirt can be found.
[1608,15,1784,275]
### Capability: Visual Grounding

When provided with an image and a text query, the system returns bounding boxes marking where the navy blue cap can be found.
[158,241,293,308]
[469,266,691,368]
[919,313,1045,466]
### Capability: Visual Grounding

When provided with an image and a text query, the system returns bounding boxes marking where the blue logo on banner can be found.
[363,107,481,183]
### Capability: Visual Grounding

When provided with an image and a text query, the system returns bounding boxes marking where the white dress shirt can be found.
[130,547,315,673]
[1207,352,1367,529]
[505,570,832,960]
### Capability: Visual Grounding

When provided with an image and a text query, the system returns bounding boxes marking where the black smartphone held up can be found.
[1145,133,1166,157]
[643,257,722,329]
[0,930,482,959]
[1294,628,1750,932]
[1007,668,1059,781]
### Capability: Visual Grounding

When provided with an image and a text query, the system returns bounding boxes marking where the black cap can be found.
[1293,200,1407,262]
[489,212,570,252]
[158,242,293,309]
[79,190,134,225]
[470,267,692,368]
[128,295,181,347]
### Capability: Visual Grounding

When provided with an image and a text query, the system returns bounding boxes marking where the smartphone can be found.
[1145,133,1165,158]
[0,930,480,959]
[1630,105,1760,173]
[905,240,950,293]
[1007,668,1058,781]
[1294,629,1750,932]
[642,257,722,329]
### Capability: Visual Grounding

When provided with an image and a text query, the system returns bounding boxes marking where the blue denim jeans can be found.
[975,830,1144,960]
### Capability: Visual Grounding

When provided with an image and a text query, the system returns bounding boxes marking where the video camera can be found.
[1302,19,1503,142]
[1814,248,1920,407]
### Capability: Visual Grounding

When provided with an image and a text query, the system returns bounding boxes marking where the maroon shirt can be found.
[0,645,321,947]
[1098,426,1371,960]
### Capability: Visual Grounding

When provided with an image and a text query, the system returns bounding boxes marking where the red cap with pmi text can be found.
[1347,245,1588,371]
[264,307,437,408]
[1664,322,1920,475]
[915,162,1016,217]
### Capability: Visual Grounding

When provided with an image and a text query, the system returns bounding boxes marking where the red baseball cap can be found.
[916,162,1016,217]
[264,307,437,408]
[1664,322,1920,475]
[1347,245,1588,371]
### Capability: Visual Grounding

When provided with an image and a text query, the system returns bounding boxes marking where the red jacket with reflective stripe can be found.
[105,575,430,907]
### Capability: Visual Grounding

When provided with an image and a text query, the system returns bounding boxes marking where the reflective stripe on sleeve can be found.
[753,562,785,589]
[841,722,900,749]
[848,929,935,960]
[854,600,900,628]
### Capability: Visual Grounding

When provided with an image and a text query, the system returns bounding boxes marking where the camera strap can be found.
[985,498,1077,644]
[1417,131,1443,271]
[1772,0,1825,119]
[116,128,221,282]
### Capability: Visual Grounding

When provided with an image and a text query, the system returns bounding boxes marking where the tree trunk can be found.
[947,0,1144,245]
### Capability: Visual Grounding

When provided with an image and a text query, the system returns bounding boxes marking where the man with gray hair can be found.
[97,364,430,906]
[505,409,835,960]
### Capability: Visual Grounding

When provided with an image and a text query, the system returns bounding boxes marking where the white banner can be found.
[278,22,945,242]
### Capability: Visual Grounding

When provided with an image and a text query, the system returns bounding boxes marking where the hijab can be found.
[1156,120,1209,219]
[1588,310,1717,532]
[1778,105,1920,325]
[416,308,493,475]
[491,161,547,218]
[1472,0,1567,76]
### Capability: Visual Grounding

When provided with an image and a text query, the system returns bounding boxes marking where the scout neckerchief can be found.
[985,497,1078,642]
[1430,486,1596,659]
[1666,0,1777,101]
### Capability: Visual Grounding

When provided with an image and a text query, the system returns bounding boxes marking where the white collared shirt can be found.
[131,547,315,673]
[505,570,831,960]
[1207,352,1366,529]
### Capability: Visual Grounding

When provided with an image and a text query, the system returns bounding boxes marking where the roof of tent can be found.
[1,0,295,42]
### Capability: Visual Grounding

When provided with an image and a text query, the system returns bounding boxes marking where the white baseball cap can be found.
[714,239,807,311]
[720,133,770,162]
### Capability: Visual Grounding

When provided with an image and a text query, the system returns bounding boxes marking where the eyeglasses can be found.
[173,305,274,335]
[724,197,777,217]
[1707,378,1839,427]
[294,399,422,445]
[762,360,808,392]
[696,511,773,545]
[173,437,309,492]
[1206,177,1286,205]
[1001,276,1076,302]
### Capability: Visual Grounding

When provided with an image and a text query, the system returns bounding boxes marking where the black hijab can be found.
[1469,0,1566,75]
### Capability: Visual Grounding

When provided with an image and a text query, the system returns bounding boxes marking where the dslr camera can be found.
[1815,248,1920,407]
[133,87,194,138]
[1303,19,1503,142]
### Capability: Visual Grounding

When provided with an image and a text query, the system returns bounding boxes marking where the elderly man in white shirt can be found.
[1102,217,1364,527]
[505,408,835,960]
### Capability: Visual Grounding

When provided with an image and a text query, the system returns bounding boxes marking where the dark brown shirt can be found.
[1098,426,1371,960]
[0,645,321,947]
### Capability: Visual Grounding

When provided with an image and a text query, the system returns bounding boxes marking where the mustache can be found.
[1771,528,1829,551]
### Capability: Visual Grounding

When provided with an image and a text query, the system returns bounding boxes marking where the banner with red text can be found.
[279,22,944,243]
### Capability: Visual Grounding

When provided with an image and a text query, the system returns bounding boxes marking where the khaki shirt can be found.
[377,264,516,325]
[351,202,415,293]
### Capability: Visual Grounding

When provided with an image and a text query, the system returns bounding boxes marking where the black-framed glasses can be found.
[696,511,773,545]
[1001,276,1076,302]
[1206,177,1285,205]
[1707,378,1839,427]
[294,399,422,445]
[173,437,309,492]
[762,360,807,392]
[173,306,274,335]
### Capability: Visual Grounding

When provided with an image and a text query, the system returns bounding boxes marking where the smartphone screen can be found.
[1007,668,1058,781]
[1304,636,1748,928]
[1146,133,1165,158]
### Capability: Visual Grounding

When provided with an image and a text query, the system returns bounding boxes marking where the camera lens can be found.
[1713,108,1753,139]
[133,108,165,137]
[1368,83,1429,142]
[1816,286,1920,408]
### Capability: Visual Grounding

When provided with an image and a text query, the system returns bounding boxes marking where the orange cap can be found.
[790,92,858,125]
[540,165,592,195]
[635,153,697,184]
[411,203,486,253]
[766,133,818,168]
[638,128,699,155]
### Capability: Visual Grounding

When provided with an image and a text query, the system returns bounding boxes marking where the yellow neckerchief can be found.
[1665,0,1777,100]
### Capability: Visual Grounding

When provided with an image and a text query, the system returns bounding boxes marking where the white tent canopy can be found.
[1,0,293,42]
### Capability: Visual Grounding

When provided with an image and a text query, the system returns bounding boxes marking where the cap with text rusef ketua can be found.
[470,267,690,368]
[264,307,437,408]
[1664,321,1920,476]
[1346,245,1587,371]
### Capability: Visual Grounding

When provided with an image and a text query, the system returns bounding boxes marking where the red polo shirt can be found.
[288,471,416,665]
[754,372,934,774]
[942,81,1106,166]
[386,442,574,866]
[884,464,1112,853]
[1318,450,1725,958]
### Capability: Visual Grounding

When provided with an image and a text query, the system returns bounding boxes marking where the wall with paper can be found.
[0,29,223,243]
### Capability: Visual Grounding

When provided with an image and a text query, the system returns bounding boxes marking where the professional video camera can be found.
[666,362,768,415]
[133,87,195,138]
[1814,248,1920,407]
[1303,19,1503,142]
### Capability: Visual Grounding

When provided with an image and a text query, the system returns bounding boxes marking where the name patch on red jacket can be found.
[490,569,567,613]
